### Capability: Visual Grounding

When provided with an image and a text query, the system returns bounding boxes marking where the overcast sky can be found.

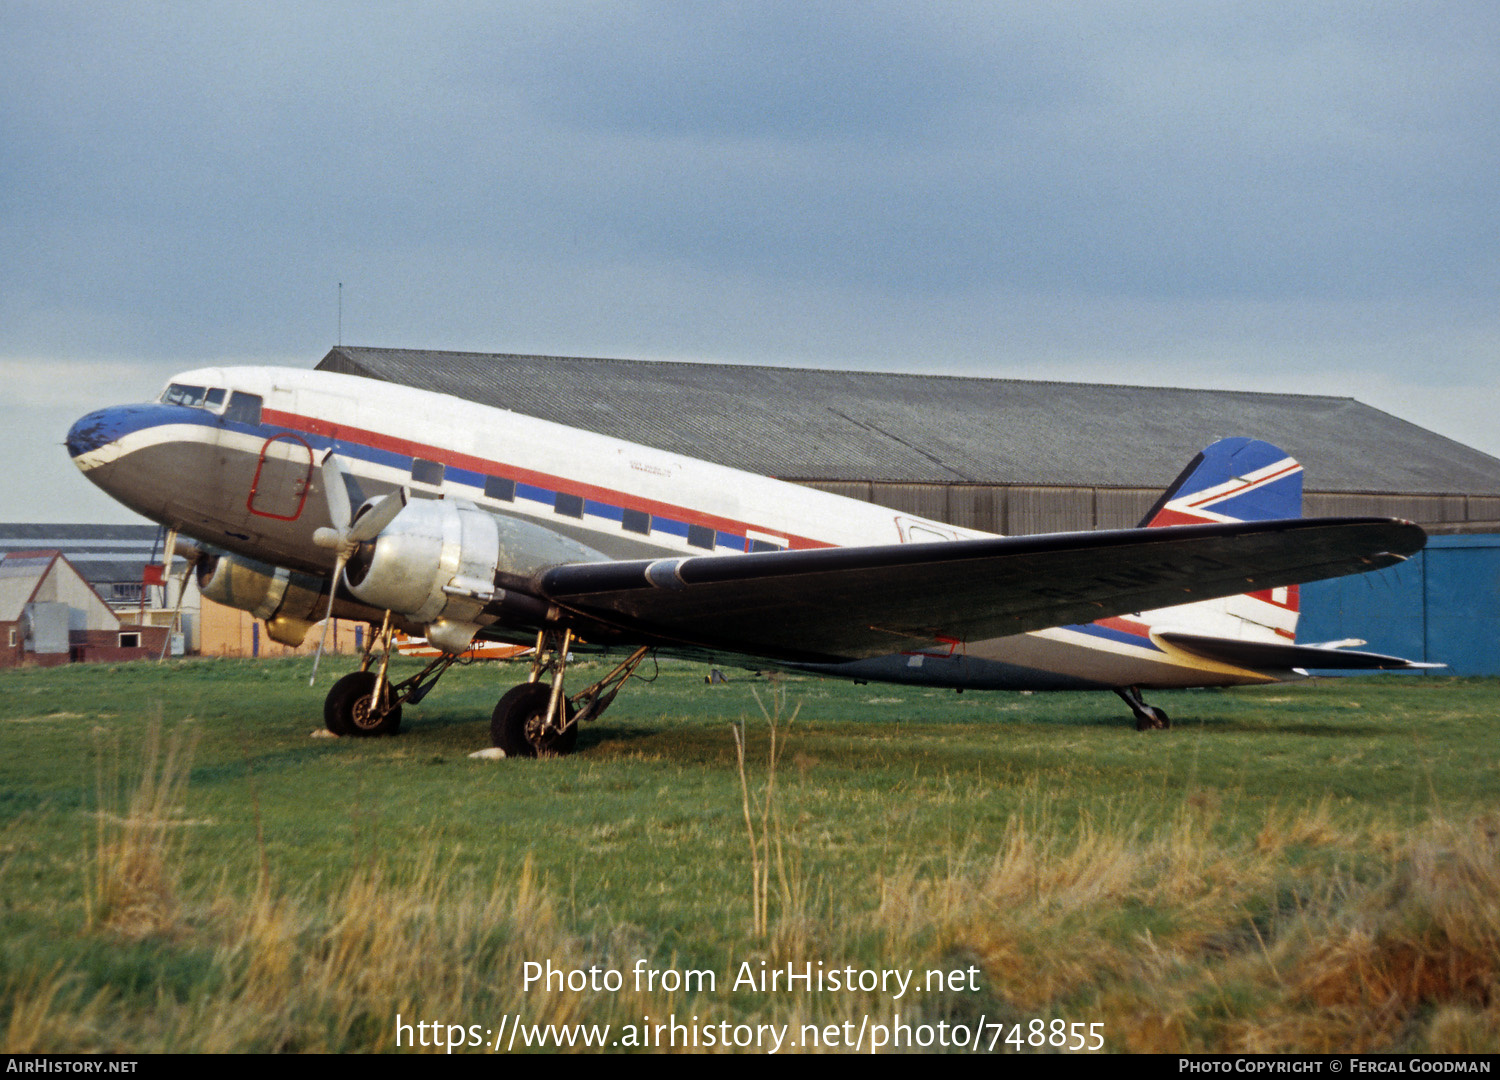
[4,2,1497,524]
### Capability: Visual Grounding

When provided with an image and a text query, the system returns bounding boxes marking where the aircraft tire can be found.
[492,683,578,758]
[1135,706,1170,732]
[325,671,403,737]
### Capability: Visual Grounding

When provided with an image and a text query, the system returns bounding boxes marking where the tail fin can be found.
[1139,437,1303,528]
[1140,439,1305,642]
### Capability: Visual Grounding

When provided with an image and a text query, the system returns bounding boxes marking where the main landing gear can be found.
[320,613,651,754]
[1116,686,1170,731]
[490,628,651,757]
[322,611,456,737]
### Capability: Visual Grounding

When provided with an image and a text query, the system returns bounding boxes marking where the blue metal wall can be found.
[1299,534,1500,675]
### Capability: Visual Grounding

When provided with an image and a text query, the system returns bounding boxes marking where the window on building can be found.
[118,632,141,648]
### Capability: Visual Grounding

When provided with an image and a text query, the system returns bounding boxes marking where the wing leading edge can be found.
[530,517,1426,664]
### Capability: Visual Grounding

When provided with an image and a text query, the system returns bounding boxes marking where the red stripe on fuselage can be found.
[260,408,836,550]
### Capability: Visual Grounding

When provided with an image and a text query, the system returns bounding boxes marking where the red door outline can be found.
[247,433,314,521]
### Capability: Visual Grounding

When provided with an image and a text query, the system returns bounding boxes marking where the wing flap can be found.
[532,517,1426,663]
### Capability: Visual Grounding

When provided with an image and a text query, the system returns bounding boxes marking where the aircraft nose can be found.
[66,404,150,462]
[66,407,120,458]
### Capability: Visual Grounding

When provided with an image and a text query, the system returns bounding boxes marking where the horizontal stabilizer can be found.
[1154,631,1442,671]
[532,517,1427,664]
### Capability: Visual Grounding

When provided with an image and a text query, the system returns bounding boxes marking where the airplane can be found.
[64,364,1435,752]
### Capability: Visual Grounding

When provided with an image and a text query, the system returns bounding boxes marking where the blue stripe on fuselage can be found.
[66,403,222,457]
[76,403,760,555]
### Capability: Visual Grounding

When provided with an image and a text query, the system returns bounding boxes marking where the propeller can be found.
[309,451,407,685]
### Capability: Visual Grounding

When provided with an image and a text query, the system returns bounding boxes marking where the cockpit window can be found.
[224,391,263,426]
[162,383,207,407]
[160,383,259,424]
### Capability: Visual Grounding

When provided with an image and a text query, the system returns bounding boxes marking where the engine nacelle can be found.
[343,497,498,645]
[343,498,604,654]
[197,552,327,646]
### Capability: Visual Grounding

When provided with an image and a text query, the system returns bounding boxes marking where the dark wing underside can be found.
[529,517,1426,664]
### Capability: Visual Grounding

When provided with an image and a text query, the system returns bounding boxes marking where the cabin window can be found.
[687,524,715,550]
[411,459,445,486]
[224,391,262,426]
[621,508,651,535]
[750,539,785,553]
[204,387,227,410]
[118,632,141,648]
[554,492,584,519]
[484,475,515,502]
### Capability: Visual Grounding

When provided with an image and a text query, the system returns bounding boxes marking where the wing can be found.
[529,517,1426,663]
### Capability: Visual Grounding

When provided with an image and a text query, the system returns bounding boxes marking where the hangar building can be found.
[316,347,1500,536]
[315,347,1500,675]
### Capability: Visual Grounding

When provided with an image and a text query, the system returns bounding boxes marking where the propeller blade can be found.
[348,487,408,543]
[310,549,348,686]
[321,451,352,535]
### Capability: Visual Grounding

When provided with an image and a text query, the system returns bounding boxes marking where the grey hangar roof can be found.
[317,347,1500,500]
[0,524,163,590]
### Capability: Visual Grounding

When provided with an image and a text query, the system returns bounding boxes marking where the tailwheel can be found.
[1116,686,1170,732]
[325,670,403,737]
[1136,705,1170,732]
[492,682,577,758]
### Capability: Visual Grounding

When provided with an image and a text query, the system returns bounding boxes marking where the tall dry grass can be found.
[867,801,1500,1052]
[5,715,680,1052]
[8,710,1499,1052]
[1248,816,1500,1052]
[89,717,197,938]
[732,686,801,938]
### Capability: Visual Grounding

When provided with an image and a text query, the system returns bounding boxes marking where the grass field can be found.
[1,657,1497,1053]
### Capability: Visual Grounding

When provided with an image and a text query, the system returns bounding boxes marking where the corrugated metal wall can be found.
[1298,534,1500,676]
[796,481,1491,535]
[1304,492,1468,522]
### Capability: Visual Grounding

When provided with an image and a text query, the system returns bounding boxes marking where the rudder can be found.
[1138,437,1303,528]
[1138,438,1304,641]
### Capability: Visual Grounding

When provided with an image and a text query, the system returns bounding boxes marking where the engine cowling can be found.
[197,552,328,646]
[343,498,600,654]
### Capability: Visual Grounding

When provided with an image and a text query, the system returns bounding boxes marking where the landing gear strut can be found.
[322,611,458,737]
[490,630,651,757]
[1117,686,1170,731]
